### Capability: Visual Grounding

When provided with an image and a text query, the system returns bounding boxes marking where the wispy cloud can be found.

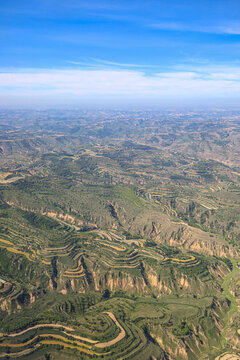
[149,21,240,35]
[218,26,240,35]
[91,58,152,67]
[67,58,153,69]
[174,63,240,78]
[66,60,104,68]
[0,0,130,18]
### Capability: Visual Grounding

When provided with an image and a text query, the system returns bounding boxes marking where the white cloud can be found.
[0,67,240,101]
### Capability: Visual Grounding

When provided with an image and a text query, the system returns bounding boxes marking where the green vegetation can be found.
[0,109,240,359]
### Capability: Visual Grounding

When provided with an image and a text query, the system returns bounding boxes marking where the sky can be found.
[1,0,240,108]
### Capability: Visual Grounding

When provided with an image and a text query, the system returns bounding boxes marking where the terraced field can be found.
[1,110,240,359]
[0,311,132,358]
[0,203,230,358]
[216,354,240,360]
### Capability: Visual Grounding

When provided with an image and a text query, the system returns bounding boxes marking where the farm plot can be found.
[0,238,35,262]
[97,246,140,269]
[216,354,240,360]
[94,230,200,269]
[0,311,145,359]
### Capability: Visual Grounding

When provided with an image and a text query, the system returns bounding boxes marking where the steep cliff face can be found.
[67,257,227,298]
[164,226,237,258]
[125,211,239,258]
[0,290,37,313]
[144,261,227,297]
[147,271,209,296]
[101,200,238,260]
[5,198,239,260]
[92,269,149,294]
[5,201,97,229]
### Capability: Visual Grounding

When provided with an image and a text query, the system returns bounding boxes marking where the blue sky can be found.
[1,0,240,107]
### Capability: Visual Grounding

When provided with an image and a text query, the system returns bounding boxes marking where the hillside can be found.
[0,109,240,360]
